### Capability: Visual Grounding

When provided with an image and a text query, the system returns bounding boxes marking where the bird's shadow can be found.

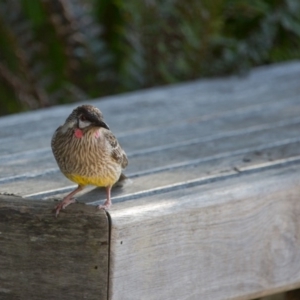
[76,183,130,205]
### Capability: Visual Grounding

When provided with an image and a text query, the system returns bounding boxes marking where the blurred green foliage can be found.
[0,0,300,115]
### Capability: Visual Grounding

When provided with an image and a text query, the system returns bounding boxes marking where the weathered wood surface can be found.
[0,196,109,300]
[0,61,300,204]
[109,164,300,300]
[0,61,300,300]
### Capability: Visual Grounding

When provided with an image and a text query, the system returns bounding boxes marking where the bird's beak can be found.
[94,120,110,130]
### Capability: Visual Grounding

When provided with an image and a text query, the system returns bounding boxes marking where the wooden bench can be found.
[1,61,300,300]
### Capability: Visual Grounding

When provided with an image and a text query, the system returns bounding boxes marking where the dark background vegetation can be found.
[0,0,300,116]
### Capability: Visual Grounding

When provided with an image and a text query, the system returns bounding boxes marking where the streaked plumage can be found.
[51,104,128,216]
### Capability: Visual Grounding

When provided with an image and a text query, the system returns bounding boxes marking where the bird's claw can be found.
[54,203,64,217]
[54,198,76,217]
[96,202,111,211]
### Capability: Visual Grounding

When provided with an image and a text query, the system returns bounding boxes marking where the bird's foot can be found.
[54,198,76,217]
[96,201,111,211]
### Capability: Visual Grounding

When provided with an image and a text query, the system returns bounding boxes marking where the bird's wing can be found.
[103,130,128,168]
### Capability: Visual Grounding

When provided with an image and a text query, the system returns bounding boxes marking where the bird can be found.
[51,104,128,216]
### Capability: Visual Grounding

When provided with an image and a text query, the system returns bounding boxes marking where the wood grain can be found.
[2,117,300,198]
[108,164,300,300]
[0,196,109,300]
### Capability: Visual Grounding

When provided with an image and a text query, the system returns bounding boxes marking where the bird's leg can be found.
[97,186,112,210]
[55,185,84,217]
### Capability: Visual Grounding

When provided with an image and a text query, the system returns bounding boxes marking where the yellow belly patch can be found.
[65,173,116,187]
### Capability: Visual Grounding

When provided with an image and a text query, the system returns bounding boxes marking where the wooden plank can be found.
[21,141,300,205]
[1,119,300,197]
[1,93,300,159]
[108,163,300,300]
[0,196,109,300]
[2,110,300,183]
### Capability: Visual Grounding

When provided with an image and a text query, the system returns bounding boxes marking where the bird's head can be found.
[66,105,110,131]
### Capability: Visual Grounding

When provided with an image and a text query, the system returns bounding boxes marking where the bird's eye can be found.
[80,115,86,121]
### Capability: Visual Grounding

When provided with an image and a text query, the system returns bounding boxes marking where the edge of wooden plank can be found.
[0,196,109,300]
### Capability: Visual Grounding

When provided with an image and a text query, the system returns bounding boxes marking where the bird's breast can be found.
[52,129,121,185]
